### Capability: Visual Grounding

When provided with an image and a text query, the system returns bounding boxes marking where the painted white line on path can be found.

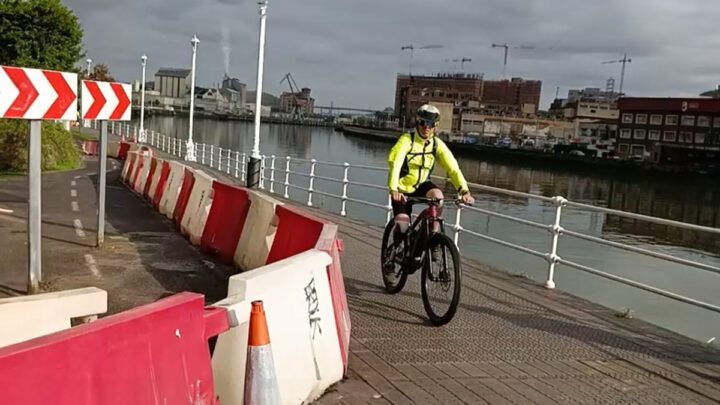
[71,189,77,197]
[71,180,76,187]
[0,208,13,214]
[73,219,86,238]
[83,254,101,279]
[71,201,79,212]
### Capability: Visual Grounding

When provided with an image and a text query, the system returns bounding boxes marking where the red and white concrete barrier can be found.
[158,160,187,217]
[107,141,121,158]
[172,167,195,226]
[200,182,251,263]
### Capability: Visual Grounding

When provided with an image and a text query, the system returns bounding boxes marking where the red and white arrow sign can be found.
[0,65,77,120]
[81,80,132,121]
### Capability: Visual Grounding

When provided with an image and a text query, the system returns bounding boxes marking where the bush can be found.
[0,119,81,172]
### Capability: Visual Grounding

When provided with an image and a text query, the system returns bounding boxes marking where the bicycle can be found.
[380,197,463,325]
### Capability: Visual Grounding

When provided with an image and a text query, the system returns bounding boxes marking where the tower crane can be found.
[401,44,443,75]
[602,53,632,96]
[491,43,535,78]
[444,57,472,71]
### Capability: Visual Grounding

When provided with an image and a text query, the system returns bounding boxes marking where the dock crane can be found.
[491,43,535,78]
[444,57,472,71]
[280,72,303,119]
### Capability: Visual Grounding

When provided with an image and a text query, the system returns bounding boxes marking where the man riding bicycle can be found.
[388,104,475,235]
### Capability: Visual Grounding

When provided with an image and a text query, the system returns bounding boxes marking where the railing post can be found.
[217,147,223,170]
[200,144,205,165]
[386,194,393,224]
[210,145,214,168]
[269,155,276,193]
[259,156,266,190]
[241,153,247,179]
[226,149,232,174]
[306,158,317,206]
[340,162,349,216]
[284,156,291,198]
[453,207,463,247]
[234,151,240,178]
[544,196,567,289]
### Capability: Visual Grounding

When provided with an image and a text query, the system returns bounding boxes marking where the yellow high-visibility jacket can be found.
[387,132,469,194]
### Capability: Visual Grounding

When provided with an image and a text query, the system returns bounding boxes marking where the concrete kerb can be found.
[0,287,107,348]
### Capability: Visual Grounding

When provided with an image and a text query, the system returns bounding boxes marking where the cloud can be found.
[63,0,720,110]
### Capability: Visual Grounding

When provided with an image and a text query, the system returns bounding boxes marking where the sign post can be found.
[81,79,131,247]
[0,65,78,293]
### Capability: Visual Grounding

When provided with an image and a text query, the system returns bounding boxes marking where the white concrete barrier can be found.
[180,170,215,245]
[128,143,140,154]
[159,161,187,217]
[133,152,153,194]
[234,191,283,271]
[147,158,165,201]
[121,151,137,181]
[107,141,120,158]
[212,250,343,405]
[0,287,107,348]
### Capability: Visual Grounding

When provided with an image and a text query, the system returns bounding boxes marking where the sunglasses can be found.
[418,119,437,128]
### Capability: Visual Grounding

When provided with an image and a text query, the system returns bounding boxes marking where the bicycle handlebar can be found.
[405,197,471,206]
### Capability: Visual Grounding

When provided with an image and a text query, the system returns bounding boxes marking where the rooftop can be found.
[155,68,191,78]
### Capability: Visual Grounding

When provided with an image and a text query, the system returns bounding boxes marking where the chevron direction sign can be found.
[81,80,131,121]
[0,65,77,120]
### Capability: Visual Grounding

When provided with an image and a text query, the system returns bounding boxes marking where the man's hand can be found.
[391,190,406,203]
[460,193,475,205]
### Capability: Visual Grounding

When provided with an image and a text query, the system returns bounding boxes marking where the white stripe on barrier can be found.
[121,151,136,181]
[213,250,343,405]
[147,158,164,201]
[159,161,187,218]
[180,170,215,245]
[234,191,284,271]
[107,141,120,159]
[0,287,107,348]
[134,151,153,194]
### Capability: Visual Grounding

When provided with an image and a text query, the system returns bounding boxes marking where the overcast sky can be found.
[63,0,720,110]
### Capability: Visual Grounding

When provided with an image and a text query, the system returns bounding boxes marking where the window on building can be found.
[622,113,633,124]
[620,128,631,139]
[618,144,629,153]
[679,131,693,143]
[681,115,695,126]
[650,114,663,125]
[663,131,677,142]
[648,130,661,141]
[698,116,710,127]
[635,114,648,124]
[695,133,706,144]
[633,129,646,139]
[714,117,720,128]
[666,115,678,125]
[630,145,645,157]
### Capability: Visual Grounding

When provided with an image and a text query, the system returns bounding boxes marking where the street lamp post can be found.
[186,35,199,162]
[86,58,92,77]
[139,54,147,143]
[247,0,269,188]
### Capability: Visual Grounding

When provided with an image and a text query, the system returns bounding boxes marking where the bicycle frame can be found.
[403,201,446,269]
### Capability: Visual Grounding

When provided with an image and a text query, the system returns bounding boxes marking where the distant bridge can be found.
[313,105,384,114]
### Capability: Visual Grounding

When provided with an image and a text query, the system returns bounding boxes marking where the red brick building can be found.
[394,74,541,128]
[616,98,720,163]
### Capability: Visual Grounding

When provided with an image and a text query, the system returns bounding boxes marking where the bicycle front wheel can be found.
[421,232,462,325]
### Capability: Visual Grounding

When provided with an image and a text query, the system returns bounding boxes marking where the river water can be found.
[138,115,720,343]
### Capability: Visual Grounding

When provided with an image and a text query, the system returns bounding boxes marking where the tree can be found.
[87,64,115,82]
[0,0,84,72]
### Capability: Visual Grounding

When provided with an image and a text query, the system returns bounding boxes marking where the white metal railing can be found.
[116,124,720,317]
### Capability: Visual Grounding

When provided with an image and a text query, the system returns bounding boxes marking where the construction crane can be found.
[444,57,472,71]
[602,53,632,96]
[491,43,535,78]
[401,44,443,76]
[280,72,303,119]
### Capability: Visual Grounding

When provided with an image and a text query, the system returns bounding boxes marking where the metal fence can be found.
[107,123,720,315]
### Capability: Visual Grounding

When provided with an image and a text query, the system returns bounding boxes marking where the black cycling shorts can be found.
[391,181,440,216]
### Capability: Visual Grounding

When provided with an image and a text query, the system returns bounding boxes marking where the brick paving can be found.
[310,212,720,405]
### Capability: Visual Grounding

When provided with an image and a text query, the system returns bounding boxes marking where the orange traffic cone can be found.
[244,301,281,405]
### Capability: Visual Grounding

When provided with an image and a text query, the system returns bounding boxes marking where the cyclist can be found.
[388,104,475,239]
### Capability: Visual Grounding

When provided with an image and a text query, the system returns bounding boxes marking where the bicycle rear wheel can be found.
[421,232,462,325]
[380,220,408,294]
